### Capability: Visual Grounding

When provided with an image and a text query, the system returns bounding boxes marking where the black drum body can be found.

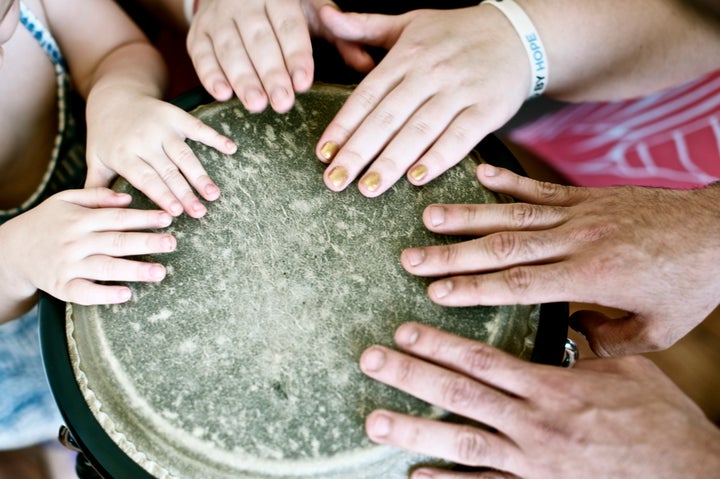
[40,85,568,479]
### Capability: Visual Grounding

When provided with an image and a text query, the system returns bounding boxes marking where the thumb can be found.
[570,309,660,357]
[84,162,116,189]
[318,5,405,49]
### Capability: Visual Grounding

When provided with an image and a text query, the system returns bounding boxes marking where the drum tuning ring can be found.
[58,425,83,453]
[561,338,579,368]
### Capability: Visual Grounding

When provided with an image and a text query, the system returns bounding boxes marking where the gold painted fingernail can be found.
[361,172,381,192]
[409,164,427,181]
[328,166,348,187]
[320,141,340,161]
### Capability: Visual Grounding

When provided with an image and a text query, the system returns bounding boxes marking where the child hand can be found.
[0,188,177,308]
[84,96,237,218]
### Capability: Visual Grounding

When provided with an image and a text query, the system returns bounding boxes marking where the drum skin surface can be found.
[67,84,540,478]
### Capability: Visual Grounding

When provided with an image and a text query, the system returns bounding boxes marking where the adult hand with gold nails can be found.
[359,322,720,478]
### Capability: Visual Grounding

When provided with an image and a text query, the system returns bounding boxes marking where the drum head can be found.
[41,84,567,479]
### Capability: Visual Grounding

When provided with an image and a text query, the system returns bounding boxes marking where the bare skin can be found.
[400,164,720,356]
[360,323,720,478]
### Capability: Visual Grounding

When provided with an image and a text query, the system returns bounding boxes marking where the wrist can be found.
[481,0,548,98]
[0,221,38,323]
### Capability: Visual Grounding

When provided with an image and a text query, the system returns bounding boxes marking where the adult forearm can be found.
[517,0,720,102]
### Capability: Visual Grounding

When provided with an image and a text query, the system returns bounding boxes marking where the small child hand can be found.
[85,97,237,218]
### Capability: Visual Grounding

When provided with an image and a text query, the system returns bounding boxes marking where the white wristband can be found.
[483,0,548,98]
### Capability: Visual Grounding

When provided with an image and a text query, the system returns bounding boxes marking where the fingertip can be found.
[211,80,234,101]
[243,89,268,113]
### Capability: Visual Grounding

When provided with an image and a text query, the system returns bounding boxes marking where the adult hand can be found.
[400,164,720,356]
[85,96,237,218]
[187,0,375,112]
[315,5,528,197]
[0,188,176,313]
[360,322,720,478]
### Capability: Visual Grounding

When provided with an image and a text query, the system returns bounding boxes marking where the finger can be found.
[181,114,238,156]
[392,322,540,396]
[319,7,406,48]
[401,231,567,278]
[319,84,403,190]
[186,28,235,101]
[78,255,168,283]
[266,0,314,92]
[90,231,176,258]
[238,11,295,113]
[423,264,576,307]
[359,345,521,430]
[202,23,270,111]
[365,410,519,471]
[407,106,488,187]
[356,91,461,197]
[476,164,583,207]
[56,188,132,209]
[421,202,566,236]
[335,39,375,73]
[144,150,206,218]
[118,159,184,216]
[89,207,173,232]
[62,279,133,305]
[569,310,666,357]
[316,66,403,166]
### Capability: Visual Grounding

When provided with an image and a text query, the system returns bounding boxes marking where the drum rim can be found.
[39,88,569,478]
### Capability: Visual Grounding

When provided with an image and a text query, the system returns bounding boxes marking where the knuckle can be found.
[442,376,479,409]
[409,117,432,137]
[535,180,567,202]
[354,87,380,109]
[502,266,533,295]
[440,243,461,267]
[509,203,539,229]
[463,344,496,375]
[486,232,518,262]
[395,357,416,385]
[455,428,489,465]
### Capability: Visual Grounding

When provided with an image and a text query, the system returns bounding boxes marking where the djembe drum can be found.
[40,84,568,479]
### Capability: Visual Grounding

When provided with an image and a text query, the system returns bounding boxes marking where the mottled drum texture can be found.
[68,84,539,479]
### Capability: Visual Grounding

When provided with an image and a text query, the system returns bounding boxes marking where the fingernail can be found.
[118,288,132,302]
[483,164,498,177]
[368,413,392,438]
[149,264,166,281]
[163,235,177,252]
[271,87,290,106]
[244,88,264,106]
[225,139,237,153]
[395,324,420,346]
[409,164,427,181]
[404,248,426,267]
[292,69,308,89]
[158,213,172,227]
[427,205,445,227]
[328,166,348,187]
[169,202,183,216]
[205,183,220,200]
[192,202,207,217]
[360,172,381,192]
[320,141,340,161]
[360,347,386,372]
[431,280,453,299]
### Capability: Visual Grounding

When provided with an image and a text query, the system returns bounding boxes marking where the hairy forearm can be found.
[517,0,720,102]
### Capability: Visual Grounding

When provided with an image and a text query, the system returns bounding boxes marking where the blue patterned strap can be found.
[19,1,67,69]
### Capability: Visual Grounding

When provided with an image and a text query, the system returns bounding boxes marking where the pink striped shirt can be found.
[509,71,720,189]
